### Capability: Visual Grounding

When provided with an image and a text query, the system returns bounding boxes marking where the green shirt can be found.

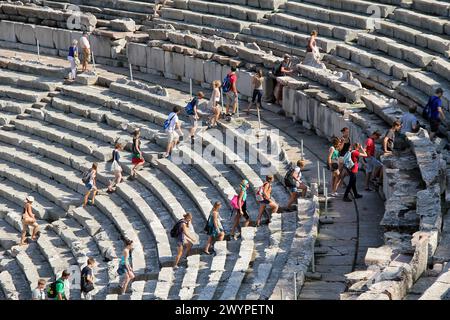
[55,279,65,300]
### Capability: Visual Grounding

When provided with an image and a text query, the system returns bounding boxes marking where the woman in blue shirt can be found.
[67,39,79,80]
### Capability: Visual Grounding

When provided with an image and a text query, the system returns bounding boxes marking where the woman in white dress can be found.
[208,80,221,128]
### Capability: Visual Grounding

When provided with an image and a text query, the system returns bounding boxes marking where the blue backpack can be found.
[222,74,232,93]
[185,97,198,116]
[163,113,176,130]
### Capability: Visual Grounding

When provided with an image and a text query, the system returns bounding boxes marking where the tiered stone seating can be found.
[42,0,155,24]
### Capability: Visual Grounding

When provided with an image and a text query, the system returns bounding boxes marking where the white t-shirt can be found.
[32,288,46,300]
[79,36,90,49]
[294,166,302,181]
[166,112,179,132]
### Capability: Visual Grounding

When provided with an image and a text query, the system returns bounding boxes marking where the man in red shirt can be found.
[343,143,367,202]
[225,66,238,116]
[364,131,382,191]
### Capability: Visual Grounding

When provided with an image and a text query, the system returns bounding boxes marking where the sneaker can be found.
[354,194,363,199]
[331,192,339,197]
[343,197,352,202]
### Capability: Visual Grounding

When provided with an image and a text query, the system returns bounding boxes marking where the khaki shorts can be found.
[82,48,91,64]
[167,130,179,143]
[225,91,237,106]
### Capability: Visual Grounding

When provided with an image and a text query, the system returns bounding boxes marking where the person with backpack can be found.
[118,239,134,295]
[186,91,204,144]
[273,54,293,105]
[32,279,47,300]
[82,163,98,208]
[47,270,71,300]
[343,143,367,202]
[163,106,183,158]
[81,257,96,300]
[383,120,401,155]
[173,213,196,269]
[230,180,251,240]
[284,160,307,211]
[327,137,342,197]
[256,175,279,227]
[130,129,145,179]
[337,127,351,189]
[364,131,382,192]
[204,201,225,255]
[247,69,264,114]
[20,196,40,246]
[208,80,221,128]
[424,88,446,140]
[224,66,238,117]
[108,142,123,193]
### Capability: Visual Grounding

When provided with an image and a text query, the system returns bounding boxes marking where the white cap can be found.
[26,196,34,203]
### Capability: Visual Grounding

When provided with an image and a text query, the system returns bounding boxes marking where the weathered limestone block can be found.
[184,34,202,49]
[110,18,136,32]
[90,34,112,58]
[127,42,147,67]
[365,246,393,267]
[203,60,222,84]
[0,21,17,42]
[14,23,36,45]
[146,46,165,72]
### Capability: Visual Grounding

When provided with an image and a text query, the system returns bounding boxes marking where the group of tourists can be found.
[30,258,96,300]
[67,32,91,80]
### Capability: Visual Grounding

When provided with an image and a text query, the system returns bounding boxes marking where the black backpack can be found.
[170,219,184,238]
[284,167,296,188]
[47,279,63,299]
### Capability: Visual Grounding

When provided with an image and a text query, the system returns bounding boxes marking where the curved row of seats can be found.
[0,63,294,299]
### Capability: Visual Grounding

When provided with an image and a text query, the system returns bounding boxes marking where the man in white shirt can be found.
[79,32,91,72]
[164,106,183,158]
[32,279,47,300]
[400,106,419,135]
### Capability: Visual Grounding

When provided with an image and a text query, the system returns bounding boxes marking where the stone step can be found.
[152,158,212,220]
[12,117,112,161]
[297,0,396,17]
[376,19,450,57]
[116,183,173,267]
[419,263,450,300]
[219,227,256,300]
[9,244,53,294]
[0,177,64,221]
[297,64,364,103]
[195,240,228,300]
[333,43,421,80]
[285,1,376,30]
[47,219,111,299]
[198,129,264,191]
[0,84,48,103]
[0,98,32,114]
[94,194,157,274]
[411,0,450,17]
[269,12,364,42]
[0,148,81,210]
[0,68,61,92]
[0,256,31,299]
[160,7,252,32]
[393,8,450,36]
[0,270,19,300]
[246,23,339,54]
[0,56,68,79]
[356,33,436,69]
